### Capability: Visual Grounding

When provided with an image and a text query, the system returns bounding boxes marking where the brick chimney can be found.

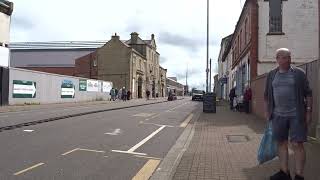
[111,33,120,41]
[151,34,155,40]
[130,32,139,44]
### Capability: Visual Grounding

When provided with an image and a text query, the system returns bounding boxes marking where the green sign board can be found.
[13,80,37,98]
[61,80,75,98]
[79,79,87,91]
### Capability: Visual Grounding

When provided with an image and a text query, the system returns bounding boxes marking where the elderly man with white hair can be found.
[264,48,312,180]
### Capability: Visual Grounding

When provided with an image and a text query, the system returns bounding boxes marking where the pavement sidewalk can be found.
[172,105,320,180]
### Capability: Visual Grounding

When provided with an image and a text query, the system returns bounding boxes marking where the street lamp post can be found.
[206,0,209,93]
[209,58,212,92]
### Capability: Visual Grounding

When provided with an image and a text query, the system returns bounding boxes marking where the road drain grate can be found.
[226,135,249,143]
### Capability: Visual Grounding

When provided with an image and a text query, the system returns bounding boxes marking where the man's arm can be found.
[264,74,270,120]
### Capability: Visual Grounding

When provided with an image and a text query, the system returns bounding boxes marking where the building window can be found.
[93,59,97,67]
[245,19,248,44]
[240,29,242,51]
[269,0,283,33]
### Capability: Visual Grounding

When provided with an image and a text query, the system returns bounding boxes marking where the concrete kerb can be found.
[0,98,185,132]
[150,105,201,180]
[0,98,164,113]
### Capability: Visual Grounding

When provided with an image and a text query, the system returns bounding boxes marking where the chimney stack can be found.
[130,32,139,44]
[111,33,120,41]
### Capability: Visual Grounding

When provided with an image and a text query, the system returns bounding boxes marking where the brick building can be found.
[75,33,167,99]
[219,0,319,97]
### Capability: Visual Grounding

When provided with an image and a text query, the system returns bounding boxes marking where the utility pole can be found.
[209,58,212,92]
[206,0,209,93]
[186,62,188,95]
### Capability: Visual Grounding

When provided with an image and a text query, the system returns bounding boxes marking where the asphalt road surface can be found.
[0,98,201,180]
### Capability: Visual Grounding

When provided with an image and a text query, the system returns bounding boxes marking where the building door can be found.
[152,80,155,98]
[138,77,143,98]
[161,84,164,97]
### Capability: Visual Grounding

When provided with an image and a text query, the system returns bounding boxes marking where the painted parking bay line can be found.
[180,113,193,128]
[166,102,189,112]
[62,148,80,156]
[145,114,160,121]
[23,129,34,132]
[132,159,161,180]
[112,125,166,156]
[133,113,155,117]
[14,163,45,176]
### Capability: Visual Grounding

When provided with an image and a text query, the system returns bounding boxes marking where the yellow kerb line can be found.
[132,159,161,180]
[180,113,193,127]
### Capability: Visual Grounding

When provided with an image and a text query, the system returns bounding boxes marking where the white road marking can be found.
[128,125,166,153]
[145,114,160,121]
[180,113,193,127]
[14,163,45,175]
[105,128,122,135]
[78,148,105,153]
[133,113,155,117]
[111,150,147,156]
[112,125,166,156]
[62,148,79,156]
[141,122,174,128]
[23,130,34,132]
[134,155,162,160]
[166,102,188,112]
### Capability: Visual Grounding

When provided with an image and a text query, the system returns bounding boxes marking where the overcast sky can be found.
[10,0,244,89]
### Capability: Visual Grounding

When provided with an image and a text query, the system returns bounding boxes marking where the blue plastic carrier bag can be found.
[257,121,278,164]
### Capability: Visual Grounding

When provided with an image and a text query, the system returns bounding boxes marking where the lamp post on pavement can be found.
[206,0,209,93]
[209,58,212,92]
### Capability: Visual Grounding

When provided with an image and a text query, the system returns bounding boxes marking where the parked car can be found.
[191,89,204,101]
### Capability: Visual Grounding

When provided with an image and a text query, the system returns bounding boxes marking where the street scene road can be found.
[0,98,200,180]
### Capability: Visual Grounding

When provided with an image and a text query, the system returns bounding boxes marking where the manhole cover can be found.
[227,135,249,143]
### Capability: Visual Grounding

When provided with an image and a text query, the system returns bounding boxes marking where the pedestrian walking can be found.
[127,90,131,100]
[229,87,236,110]
[115,88,118,100]
[264,48,312,180]
[118,88,122,100]
[146,89,150,100]
[243,85,252,113]
[110,88,116,101]
[122,87,127,101]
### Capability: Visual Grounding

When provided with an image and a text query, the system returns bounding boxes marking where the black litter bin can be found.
[203,92,216,113]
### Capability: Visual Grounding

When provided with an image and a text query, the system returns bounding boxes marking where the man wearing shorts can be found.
[264,48,312,180]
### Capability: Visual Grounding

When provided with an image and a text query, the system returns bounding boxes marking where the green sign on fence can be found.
[13,80,37,98]
[79,79,87,91]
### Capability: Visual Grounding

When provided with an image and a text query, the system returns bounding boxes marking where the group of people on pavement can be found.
[229,48,312,180]
[229,85,252,114]
[109,87,131,101]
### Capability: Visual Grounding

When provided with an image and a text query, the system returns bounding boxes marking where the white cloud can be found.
[10,0,243,89]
